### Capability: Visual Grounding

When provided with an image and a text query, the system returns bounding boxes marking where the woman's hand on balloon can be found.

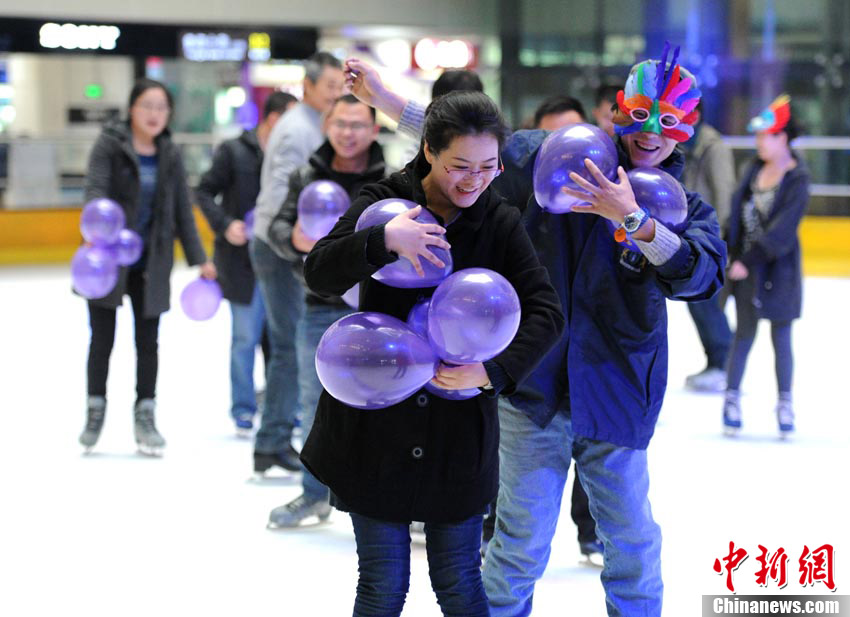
[291,220,317,253]
[431,362,490,390]
[563,160,641,224]
[224,220,247,246]
[728,260,749,281]
[199,261,217,280]
[384,206,450,277]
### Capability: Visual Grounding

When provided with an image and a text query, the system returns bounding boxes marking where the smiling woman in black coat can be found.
[722,98,810,439]
[301,92,564,617]
[79,79,215,456]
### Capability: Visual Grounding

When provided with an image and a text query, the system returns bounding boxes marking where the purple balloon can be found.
[297,180,351,240]
[355,198,453,288]
[605,167,688,253]
[112,229,143,266]
[315,312,439,410]
[341,283,359,309]
[533,123,619,213]
[405,299,479,400]
[80,198,126,244]
[180,278,223,321]
[71,245,119,299]
[427,268,521,364]
[244,208,255,240]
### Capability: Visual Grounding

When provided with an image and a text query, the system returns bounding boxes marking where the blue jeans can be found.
[229,284,266,421]
[349,512,489,617]
[688,292,732,370]
[483,400,662,617]
[296,302,351,499]
[249,238,304,453]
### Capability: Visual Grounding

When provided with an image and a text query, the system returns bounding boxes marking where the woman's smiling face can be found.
[423,133,501,208]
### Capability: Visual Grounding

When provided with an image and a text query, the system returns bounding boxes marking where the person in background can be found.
[722,95,809,438]
[592,84,620,138]
[681,105,736,393]
[533,95,586,131]
[250,52,344,476]
[79,78,215,456]
[431,68,484,99]
[265,94,386,527]
[195,92,296,436]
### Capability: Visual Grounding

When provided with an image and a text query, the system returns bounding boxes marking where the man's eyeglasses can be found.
[629,107,680,129]
[135,103,170,114]
[329,120,372,132]
[439,156,504,180]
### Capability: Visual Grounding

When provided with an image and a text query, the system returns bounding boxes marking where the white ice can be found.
[1,264,848,616]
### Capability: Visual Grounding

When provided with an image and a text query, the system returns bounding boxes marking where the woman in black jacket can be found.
[301,92,564,616]
[79,78,215,455]
[723,96,809,438]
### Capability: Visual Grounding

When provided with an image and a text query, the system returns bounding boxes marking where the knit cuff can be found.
[365,224,398,268]
[397,101,426,140]
[482,360,512,397]
[633,221,682,266]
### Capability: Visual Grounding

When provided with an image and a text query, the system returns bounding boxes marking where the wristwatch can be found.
[621,208,650,234]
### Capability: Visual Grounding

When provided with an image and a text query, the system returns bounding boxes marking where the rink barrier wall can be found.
[0,208,848,276]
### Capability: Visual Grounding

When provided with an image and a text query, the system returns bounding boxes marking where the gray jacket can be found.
[83,121,207,317]
[682,123,736,228]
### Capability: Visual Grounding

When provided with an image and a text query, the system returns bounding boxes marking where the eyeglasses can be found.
[629,107,680,129]
[329,120,372,132]
[135,102,171,114]
[439,156,504,180]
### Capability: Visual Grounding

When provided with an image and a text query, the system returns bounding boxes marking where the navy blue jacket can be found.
[500,131,727,449]
[726,155,809,322]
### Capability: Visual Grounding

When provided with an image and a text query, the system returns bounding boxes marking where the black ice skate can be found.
[79,395,106,453]
[134,398,165,456]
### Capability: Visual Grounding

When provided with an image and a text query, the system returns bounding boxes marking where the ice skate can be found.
[685,367,727,393]
[776,397,795,439]
[722,390,742,437]
[267,494,331,528]
[79,395,106,453]
[253,444,301,478]
[134,398,165,456]
[234,413,254,439]
[579,539,604,568]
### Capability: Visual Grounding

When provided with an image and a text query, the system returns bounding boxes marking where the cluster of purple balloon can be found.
[354,198,453,288]
[315,268,521,409]
[71,199,143,299]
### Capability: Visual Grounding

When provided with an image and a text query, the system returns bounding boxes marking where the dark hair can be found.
[533,95,587,128]
[263,92,297,119]
[328,93,376,121]
[431,69,484,99]
[781,114,800,142]
[128,78,173,111]
[423,91,509,155]
[304,51,343,83]
[595,84,620,107]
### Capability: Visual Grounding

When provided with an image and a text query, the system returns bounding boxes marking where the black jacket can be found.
[195,130,263,304]
[84,121,207,317]
[727,155,809,321]
[267,140,386,305]
[300,155,565,523]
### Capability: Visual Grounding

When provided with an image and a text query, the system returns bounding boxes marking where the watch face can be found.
[624,211,643,233]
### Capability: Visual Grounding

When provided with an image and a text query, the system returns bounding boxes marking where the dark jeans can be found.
[87,269,160,401]
[727,278,793,393]
[350,512,489,617]
[688,290,733,370]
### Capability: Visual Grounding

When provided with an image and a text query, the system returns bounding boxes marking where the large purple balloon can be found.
[355,198,453,288]
[533,123,618,213]
[297,180,351,240]
[606,167,688,253]
[244,208,255,240]
[406,300,479,400]
[427,268,521,364]
[71,245,119,299]
[180,278,223,321]
[112,229,143,266]
[80,198,126,244]
[316,312,439,410]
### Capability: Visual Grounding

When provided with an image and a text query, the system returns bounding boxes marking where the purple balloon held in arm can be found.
[112,229,143,266]
[406,299,479,401]
[355,198,453,289]
[315,312,439,410]
[532,123,619,213]
[428,268,521,365]
[605,167,688,254]
[71,245,119,299]
[244,208,255,240]
[297,180,351,241]
[180,278,223,321]
[80,198,126,244]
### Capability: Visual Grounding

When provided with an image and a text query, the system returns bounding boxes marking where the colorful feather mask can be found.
[613,43,701,143]
[747,94,791,134]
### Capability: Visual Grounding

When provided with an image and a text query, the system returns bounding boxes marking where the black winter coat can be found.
[727,156,810,321]
[84,121,207,317]
[195,130,262,304]
[300,155,565,523]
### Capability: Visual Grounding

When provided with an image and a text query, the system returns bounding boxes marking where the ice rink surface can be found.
[2,264,848,616]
